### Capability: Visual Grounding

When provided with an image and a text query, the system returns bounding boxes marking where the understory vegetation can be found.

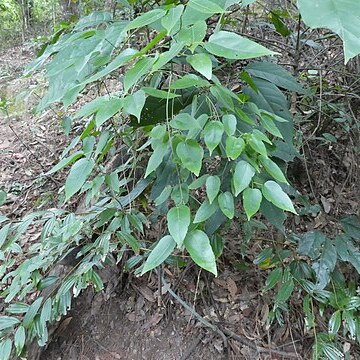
[0,0,359,358]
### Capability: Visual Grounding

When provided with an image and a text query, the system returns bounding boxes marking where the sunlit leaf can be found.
[184,230,217,275]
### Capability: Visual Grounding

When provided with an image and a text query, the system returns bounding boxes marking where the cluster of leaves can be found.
[1,0,360,359]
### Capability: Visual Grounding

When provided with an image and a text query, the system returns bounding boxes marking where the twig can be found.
[161,275,228,348]
[221,328,300,359]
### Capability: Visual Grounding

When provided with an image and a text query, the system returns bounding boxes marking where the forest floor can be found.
[0,42,358,360]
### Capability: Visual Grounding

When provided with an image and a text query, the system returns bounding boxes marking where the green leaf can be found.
[259,112,283,138]
[218,192,234,219]
[298,231,326,259]
[270,12,291,37]
[260,199,286,233]
[145,139,169,178]
[118,231,140,253]
[123,90,146,121]
[243,188,262,220]
[0,316,20,331]
[141,235,176,275]
[125,9,167,31]
[0,223,11,249]
[233,160,256,197]
[244,78,293,145]
[46,151,84,175]
[170,113,199,131]
[245,62,305,93]
[176,140,204,176]
[65,158,95,200]
[225,136,245,160]
[153,41,185,71]
[189,174,209,189]
[142,87,180,99]
[124,56,156,93]
[187,53,212,80]
[171,184,189,205]
[206,175,221,204]
[262,181,296,214]
[23,297,43,328]
[275,279,294,303]
[154,185,172,206]
[341,215,360,240]
[265,267,283,291]
[203,121,224,155]
[188,0,225,14]
[312,240,337,290]
[329,309,341,334]
[184,230,217,276]
[0,339,12,360]
[0,190,6,206]
[161,5,184,34]
[298,0,360,63]
[249,133,267,156]
[170,74,210,90]
[85,48,137,84]
[259,155,288,184]
[205,31,277,60]
[167,205,191,248]
[194,199,218,223]
[222,114,237,136]
[210,234,224,258]
[95,98,123,127]
[14,326,26,356]
[335,235,360,273]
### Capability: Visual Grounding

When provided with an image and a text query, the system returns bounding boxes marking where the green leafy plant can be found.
[1,0,360,359]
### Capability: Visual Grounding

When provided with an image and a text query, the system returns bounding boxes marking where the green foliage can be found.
[1,0,360,358]
[298,0,360,63]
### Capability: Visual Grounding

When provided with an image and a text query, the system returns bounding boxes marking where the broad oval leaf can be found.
[141,235,176,275]
[184,230,217,276]
[123,90,146,122]
[262,181,297,214]
[188,0,225,14]
[233,160,256,197]
[125,9,167,31]
[205,31,277,60]
[194,199,218,223]
[249,133,267,157]
[259,155,288,184]
[243,188,262,220]
[170,113,199,130]
[206,175,221,204]
[225,136,245,160]
[298,0,360,63]
[161,5,184,34]
[218,192,234,219]
[145,140,169,178]
[167,205,191,248]
[124,56,156,93]
[222,114,237,136]
[203,121,224,155]
[176,140,204,176]
[187,53,212,80]
[65,158,95,200]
